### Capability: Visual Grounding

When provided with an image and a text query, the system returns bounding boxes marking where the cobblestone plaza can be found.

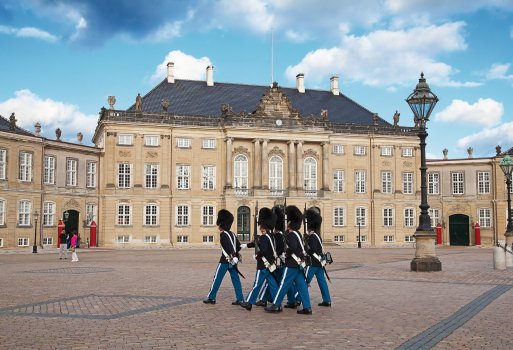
[1,246,512,349]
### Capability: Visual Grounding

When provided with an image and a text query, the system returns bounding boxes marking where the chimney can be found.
[206,65,214,86]
[443,148,448,160]
[34,122,41,136]
[167,62,175,83]
[467,147,473,159]
[330,76,339,95]
[296,73,305,93]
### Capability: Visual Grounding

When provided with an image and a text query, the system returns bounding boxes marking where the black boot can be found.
[240,301,252,311]
[231,300,242,305]
[318,301,331,307]
[297,307,312,315]
[202,298,216,304]
[283,303,297,309]
[255,300,267,307]
[264,303,282,313]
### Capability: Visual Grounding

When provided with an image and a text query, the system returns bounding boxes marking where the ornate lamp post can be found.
[406,73,442,272]
[32,210,39,254]
[499,155,513,245]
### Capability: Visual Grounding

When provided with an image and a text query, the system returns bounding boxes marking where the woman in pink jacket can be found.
[70,231,79,262]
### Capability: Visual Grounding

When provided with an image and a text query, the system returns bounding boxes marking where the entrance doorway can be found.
[63,209,79,236]
[449,214,469,246]
[237,206,250,242]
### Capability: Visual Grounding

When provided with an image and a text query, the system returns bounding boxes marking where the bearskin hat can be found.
[304,208,322,232]
[285,205,303,231]
[258,207,277,231]
[216,209,234,231]
[272,206,285,232]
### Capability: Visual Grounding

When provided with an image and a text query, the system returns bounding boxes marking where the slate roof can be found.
[0,114,35,136]
[127,79,390,126]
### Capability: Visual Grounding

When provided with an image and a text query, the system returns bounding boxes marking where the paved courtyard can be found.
[0,245,512,349]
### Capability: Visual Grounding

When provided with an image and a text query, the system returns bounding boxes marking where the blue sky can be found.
[1,0,513,159]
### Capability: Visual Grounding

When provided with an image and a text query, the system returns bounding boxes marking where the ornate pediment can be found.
[268,146,285,158]
[253,83,300,119]
[303,149,319,160]
[233,146,249,157]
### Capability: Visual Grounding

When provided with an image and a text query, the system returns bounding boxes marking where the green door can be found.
[236,206,250,242]
[449,214,469,246]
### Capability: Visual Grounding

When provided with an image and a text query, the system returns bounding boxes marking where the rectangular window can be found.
[117,235,130,243]
[384,235,394,242]
[118,134,133,145]
[177,138,191,148]
[356,235,367,242]
[333,207,345,226]
[0,238,3,247]
[145,164,159,188]
[403,172,413,194]
[334,235,345,242]
[18,238,29,246]
[44,156,56,185]
[356,207,367,226]
[452,172,464,194]
[145,204,158,226]
[117,204,131,226]
[202,139,216,149]
[381,171,392,194]
[176,205,189,226]
[43,201,55,226]
[19,152,32,182]
[428,172,440,195]
[202,165,215,190]
[404,208,415,227]
[118,163,131,188]
[202,205,215,226]
[355,171,366,194]
[86,162,97,188]
[86,204,96,226]
[354,145,366,155]
[0,149,6,180]
[479,208,492,228]
[43,237,53,245]
[144,235,158,243]
[66,159,78,186]
[405,235,415,242]
[144,135,159,147]
[381,146,392,156]
[333,170,345,193]
[478,172,491,194]
[203,235,214,243]
[402,147,414,157]
[332,144,344,154]
[177,235,188,243]
[177,165,191,189]
[383,208,393,227]
[0,199,5,225]
[429,208,441,227]
[18,200,31,226]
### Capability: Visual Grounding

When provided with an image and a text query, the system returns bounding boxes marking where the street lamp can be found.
[32,210,39,254]
[499,155,513,245]
[357,220,362,248]
[406,73,442,272]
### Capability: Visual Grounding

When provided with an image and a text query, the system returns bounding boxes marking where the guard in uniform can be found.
[240,207,279,311]
[203,209,244,305]
[304,208,331,307]
[265,205,312,315]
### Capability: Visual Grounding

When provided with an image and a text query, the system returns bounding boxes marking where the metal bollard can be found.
[86,237,90,249]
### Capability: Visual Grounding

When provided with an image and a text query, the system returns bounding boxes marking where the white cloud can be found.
[285,30,311,43]
[0,25,59,42]
[150,50,213,83]
[434,98,503,127]
[285,22,478,88]
[386,0,513,15]
[212,0,275,34]
[0,90,97,143]
[456,121,513,154]
[485,63,513,80]
[146,21,182,42]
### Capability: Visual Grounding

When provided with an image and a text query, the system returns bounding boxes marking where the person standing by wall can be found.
[70,231,79,262]
[59,231,68,260]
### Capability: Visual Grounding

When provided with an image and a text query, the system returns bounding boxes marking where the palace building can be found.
[0,63,511,248]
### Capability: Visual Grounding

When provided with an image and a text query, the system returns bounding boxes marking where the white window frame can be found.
[383,208,394,227]
[334,235,345,242]
[269,156,284,191]
[381,171,392,194]
[177,235,188,243]
[0,149,6,180]
[19,152,32,182]
[117,235,130,243]
[403,172,414,194]
[478,208,492,228]
[202,205,215,226]
[118,134,133,145]
[177,138,191,148]
[452,172,464,195]
[355,170,366,194]
[43,201,55,227]
[356,235,367,243]
[86,204,96,226]
[18,200,31,226]
[86,162,97,188]
[66,159,78,187]
[145,164,159,189]
[402,147,414,157]
[356,207,367,227]
[404,208,415,227]
[118,163,132,188]
[234,154,248,189]
[332,144,344,155]
[333,170,345,193]
[428,172,440,195]
[18,237,29,246]
[144,135,159,147]
[333,207,345,226]
[144,235,158,243]
[44,155,55,185]
[0,238,3,247]
[381,146,393,156]
[203,235,214,243]
[116,204,131,226]
[354,145,366,155]
[176,205,190,226]
[0,199,5,225]
[304,157,317,191]
[144,204,159,226]
[429,208,441,227]
[384,235,394,242]
[202,165,216,191]
[176,165,191,190]
[43,237,53,245]
[202,139,216,149]
[477,171,491,194]
[405,235,415,243]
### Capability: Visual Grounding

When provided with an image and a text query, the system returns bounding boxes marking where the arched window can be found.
[269,156,283,190]
[234,154,248,189]
[304,157,317,191]
[237,206,251,241]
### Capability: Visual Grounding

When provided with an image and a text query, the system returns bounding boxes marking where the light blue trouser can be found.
[306,266,331,303]
[260,267,283,302]
[207,263,244,301]
[272,266,311,309]
[246,268,278,305]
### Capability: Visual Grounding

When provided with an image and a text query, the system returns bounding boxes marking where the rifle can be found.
[313,252,331,283]
[254,201,259,255]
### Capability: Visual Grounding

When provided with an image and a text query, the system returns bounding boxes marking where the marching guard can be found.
[265,205,312,315]
[304,208,332,307]
[203,209,244,305]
